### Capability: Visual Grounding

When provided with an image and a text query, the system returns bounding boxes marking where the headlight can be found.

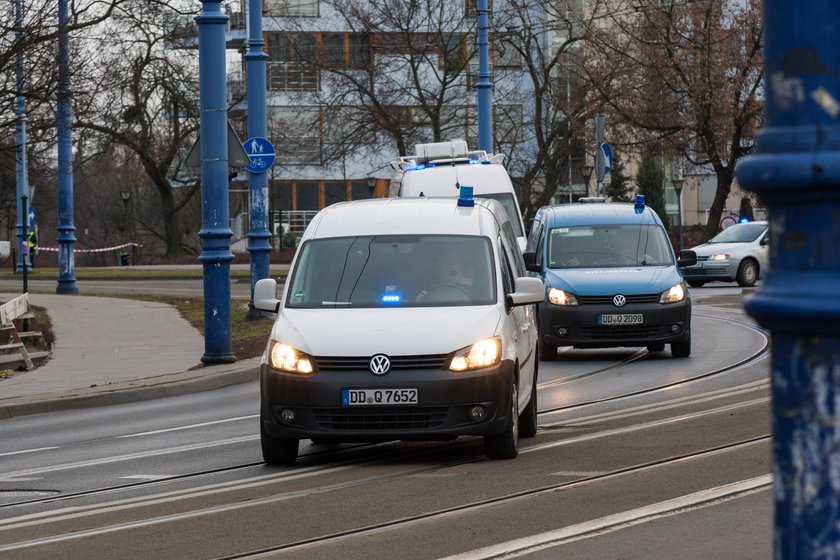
[708,253,729,261]
[450,337,502,372]
[548,288,579,306]
[660,283,686,304]
[268,341,315,374]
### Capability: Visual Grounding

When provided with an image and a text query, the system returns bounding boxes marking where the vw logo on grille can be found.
[613,294,627,307]
[369,354,391,375]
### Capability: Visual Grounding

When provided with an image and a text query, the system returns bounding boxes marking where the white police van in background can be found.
[253,191,544,464]
[389,139,528,250]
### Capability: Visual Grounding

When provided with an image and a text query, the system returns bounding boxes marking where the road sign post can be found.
[735,3,840,557]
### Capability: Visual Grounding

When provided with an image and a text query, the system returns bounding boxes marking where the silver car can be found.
[682,221,769,287]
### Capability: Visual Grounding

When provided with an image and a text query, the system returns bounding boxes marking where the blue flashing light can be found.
[381,293,401,304]
[468,159,478,165]
[739,216,750,223]
[634,195,645,215]
[414,164,426,171]
[458,185,475,207]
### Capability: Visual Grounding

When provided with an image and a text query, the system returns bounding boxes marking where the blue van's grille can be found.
[577,294,660,305]
[314,355,448,372]
[580,325,661,339]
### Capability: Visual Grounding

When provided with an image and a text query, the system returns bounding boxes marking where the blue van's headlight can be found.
[659,283,686,304]
[548,288,579,306]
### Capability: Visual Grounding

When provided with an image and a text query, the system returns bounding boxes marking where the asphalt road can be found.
[0,287,771,559]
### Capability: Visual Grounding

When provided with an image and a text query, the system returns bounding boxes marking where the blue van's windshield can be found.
[287,235,496,308]
[547,224,674,269]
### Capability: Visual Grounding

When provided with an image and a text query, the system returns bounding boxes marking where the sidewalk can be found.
[0,293,260,420]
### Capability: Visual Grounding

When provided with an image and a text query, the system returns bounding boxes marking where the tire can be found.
[485,378,519,460]
[261,411,299,465]
[519,354,538,439]
[671,337,691,358]
[736,259,759,287]
[687,280,705,288]
[646,343,665,353]
[539,340,558,361]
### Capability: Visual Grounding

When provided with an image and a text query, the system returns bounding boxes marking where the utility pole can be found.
[196,0,235,364]
[56,0,78,293]
[13,0,30,274]
[244,0,272,320]
[476,0,493,153]
[736,3,840,558]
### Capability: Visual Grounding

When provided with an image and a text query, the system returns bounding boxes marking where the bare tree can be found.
[585,0,763,240]
[72,0,203,257]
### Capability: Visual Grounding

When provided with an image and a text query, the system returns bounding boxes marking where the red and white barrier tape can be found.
[36,242,142,254]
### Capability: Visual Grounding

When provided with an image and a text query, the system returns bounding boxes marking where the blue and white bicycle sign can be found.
[244,137,276,174]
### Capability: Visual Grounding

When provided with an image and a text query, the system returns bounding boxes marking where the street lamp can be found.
[672,176,685,252]
[581,164,594,198]
[120,190,131,265]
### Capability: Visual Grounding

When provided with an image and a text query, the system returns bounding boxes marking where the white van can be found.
[253,192,544,464]
[389,139,527,250]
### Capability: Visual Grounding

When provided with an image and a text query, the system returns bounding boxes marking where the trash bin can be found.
[118,252,130,266]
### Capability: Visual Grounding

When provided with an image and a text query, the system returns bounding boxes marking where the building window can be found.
[269,107,322,165]
[493,33,521,68]
[296,182,320,210]
[321,34,345,67]
[267,33,318,90]
[495,105,523,143]
[325,182,347,206]
[265,0,318,17]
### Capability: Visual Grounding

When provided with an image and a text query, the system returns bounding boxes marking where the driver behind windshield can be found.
[416,251,475,301]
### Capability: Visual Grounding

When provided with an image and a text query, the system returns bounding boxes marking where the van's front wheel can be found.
[485,378,519,460]
[261,411,299,465]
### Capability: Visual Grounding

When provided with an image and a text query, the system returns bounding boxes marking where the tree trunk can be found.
[159,187,183,257]
[702,167,735,242]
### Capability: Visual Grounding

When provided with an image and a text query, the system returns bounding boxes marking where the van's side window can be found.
[501,221,527,277]
[498,239,516,295]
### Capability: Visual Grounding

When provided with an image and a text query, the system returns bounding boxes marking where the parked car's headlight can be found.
[548,288,579,306]
[660,283,686,304]
[450,337,501,372]
[708,253,729,261]
[268,341,315,374]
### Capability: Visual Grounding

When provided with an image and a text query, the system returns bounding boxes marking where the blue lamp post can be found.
[13,0,30,274]
[735,2,840,557]
[244,0,272,320]
[476,0,493,153]
[56,0,78,294]
[196,0,235,364]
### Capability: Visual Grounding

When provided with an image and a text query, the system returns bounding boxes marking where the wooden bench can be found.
[0,294,38,370]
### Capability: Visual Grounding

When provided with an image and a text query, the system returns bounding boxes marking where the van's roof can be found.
[398,163,513,197]
[303,197,506,240]
[535,202,664,227]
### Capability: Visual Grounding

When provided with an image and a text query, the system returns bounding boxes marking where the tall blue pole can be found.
[476,0,493,153]
[736,2,840,558]
[13,0,30,274]
[244,0,272,320]
[56,0,78,294]
[196,0,235,364]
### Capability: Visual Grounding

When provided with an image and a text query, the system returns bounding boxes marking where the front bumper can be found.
[260,359,515,442]
[539,298,691,349]
[682,261,736,281]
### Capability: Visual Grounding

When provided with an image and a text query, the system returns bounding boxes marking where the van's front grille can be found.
[577,294,660,305]
[314,407,449,430]
[580,325,661,339]
[313,354,448,372]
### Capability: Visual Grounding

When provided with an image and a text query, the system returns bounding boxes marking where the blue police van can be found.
[523,197,697,360]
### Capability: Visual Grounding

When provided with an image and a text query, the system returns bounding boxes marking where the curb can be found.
[0,361,260,420]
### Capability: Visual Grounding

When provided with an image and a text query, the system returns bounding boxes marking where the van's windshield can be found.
[547,224,674,269]
[477,193,524,237]
[287,235,496,308]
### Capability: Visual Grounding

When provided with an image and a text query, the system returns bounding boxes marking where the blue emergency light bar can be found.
[458,185,475,207]
[634,195,645,214]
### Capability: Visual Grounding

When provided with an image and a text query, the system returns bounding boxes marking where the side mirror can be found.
[677,250,697,268]
[508,277,545,306]
[760,236,769,246]
[522,250,541,273]
[254,278,281,313]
